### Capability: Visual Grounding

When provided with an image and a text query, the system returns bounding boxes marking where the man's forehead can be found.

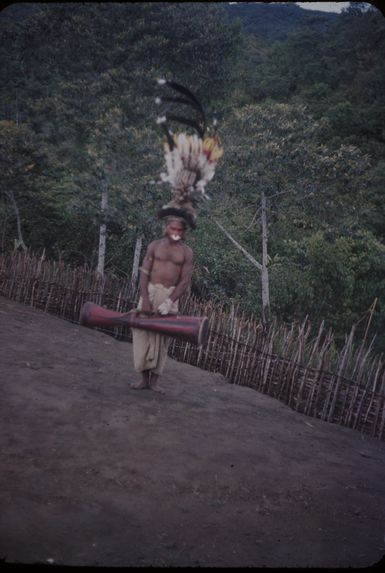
[166,218,186,229]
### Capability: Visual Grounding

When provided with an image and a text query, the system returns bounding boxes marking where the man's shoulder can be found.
[183,243,193,258]
[148,238,164,250]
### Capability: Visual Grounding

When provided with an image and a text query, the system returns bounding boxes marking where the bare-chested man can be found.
[131,217,193,394]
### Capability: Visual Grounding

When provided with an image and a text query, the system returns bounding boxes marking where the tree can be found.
[0,2,240,270]
[0,120,42,252]
[197,100,372,328]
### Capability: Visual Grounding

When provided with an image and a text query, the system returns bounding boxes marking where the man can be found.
[131,217,193,394]
[129,81,222,392]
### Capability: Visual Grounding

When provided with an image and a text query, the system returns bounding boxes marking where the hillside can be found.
[223,1,337,43]
[0,2,338,43]
[1,295,385,567]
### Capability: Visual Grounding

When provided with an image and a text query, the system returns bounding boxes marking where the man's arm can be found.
[138,242,156,313]
[169,246,193,303]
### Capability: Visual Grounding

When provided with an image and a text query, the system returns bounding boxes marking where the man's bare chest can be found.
[154,244,185,266]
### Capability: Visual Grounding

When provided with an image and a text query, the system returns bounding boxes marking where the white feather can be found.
[160,131,219,205]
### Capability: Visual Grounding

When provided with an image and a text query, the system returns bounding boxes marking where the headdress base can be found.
[158,206,196,229]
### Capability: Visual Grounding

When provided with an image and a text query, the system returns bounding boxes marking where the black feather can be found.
[161,124,175,150]
[166,115,205,138]
[159,96,206,122]
[164,80,204,113]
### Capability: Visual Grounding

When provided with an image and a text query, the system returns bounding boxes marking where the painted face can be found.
[166,220,186,242]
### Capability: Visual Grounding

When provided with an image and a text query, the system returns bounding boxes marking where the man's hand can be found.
[158,298,173,315]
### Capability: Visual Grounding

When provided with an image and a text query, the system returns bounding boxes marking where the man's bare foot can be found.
[131,371,150,390]
[149,383,165,394]
[148,374,165,394]
[131,381,149,390]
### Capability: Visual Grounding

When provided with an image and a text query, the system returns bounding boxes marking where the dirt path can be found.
[0,295,385,568]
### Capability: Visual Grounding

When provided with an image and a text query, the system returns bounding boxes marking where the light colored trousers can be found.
[132,283,178,375]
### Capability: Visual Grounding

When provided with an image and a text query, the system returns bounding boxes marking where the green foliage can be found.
[0,119,59,251]
[271,230,385,346]
[0,2,384,350]
[188,214,258,310]
[0,2,240,264]
[253,2,385,155]
[190,98,382,344]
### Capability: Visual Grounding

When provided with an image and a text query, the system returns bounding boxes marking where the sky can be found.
[295,2,350,12]
[228,2,352,12]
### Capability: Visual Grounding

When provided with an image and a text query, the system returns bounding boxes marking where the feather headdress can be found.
[155,79,223,229]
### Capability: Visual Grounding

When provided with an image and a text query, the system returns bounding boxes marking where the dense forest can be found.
[1,2,385,349]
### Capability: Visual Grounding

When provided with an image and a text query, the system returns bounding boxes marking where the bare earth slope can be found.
[0,295,384,568]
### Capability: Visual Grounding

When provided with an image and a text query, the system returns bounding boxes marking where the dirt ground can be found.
[1,295,385,568]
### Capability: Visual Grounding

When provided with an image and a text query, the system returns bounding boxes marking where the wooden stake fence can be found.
[1,250,384,441]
